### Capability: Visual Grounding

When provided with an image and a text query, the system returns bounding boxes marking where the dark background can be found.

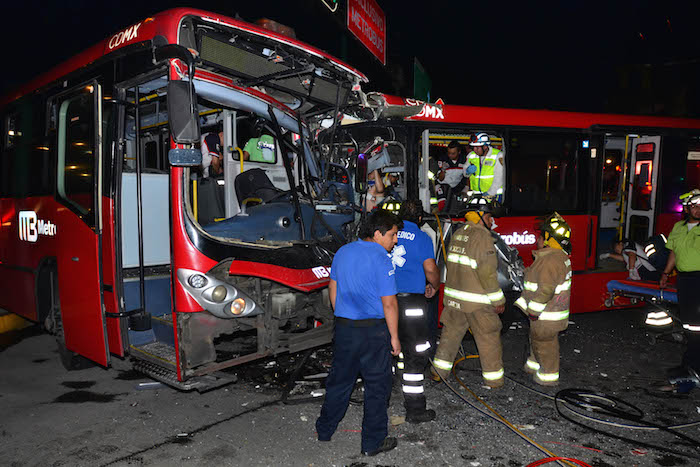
[4,1,700,116]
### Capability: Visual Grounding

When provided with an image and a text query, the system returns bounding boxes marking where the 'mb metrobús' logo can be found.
[18,211,57,242]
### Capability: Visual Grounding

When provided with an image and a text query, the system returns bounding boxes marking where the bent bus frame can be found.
[0,8,367,390]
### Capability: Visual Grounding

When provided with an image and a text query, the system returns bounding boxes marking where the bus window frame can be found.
[52,79,103,229]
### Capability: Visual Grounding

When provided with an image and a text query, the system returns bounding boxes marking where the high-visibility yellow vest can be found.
[468,148,501,194]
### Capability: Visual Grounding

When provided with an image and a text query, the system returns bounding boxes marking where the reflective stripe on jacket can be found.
[468,148,501,194]
[515,248,571,321]
[444,221,505,313]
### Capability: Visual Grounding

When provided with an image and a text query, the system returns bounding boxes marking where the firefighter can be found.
[432,194,507,388]
[660,189,700,392]
[515,212,572,386]
[466,133,505,200]
[392,200,440,423]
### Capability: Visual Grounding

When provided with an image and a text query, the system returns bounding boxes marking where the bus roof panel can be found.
[375,94,700,131]
[1,8,367,108]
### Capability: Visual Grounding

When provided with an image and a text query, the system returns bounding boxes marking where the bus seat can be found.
[197,175,226,226]
[234,168,283,204]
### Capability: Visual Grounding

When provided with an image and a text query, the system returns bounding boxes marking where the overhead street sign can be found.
[347,0,386,65]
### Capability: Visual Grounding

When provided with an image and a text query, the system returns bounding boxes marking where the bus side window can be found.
[56,86,96,225]
[508,131,580,214]
[2,104,52,199]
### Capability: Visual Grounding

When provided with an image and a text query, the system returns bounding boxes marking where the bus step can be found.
[130,341,177,368]
[133,359,235,392]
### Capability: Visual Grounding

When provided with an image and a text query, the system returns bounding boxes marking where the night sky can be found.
[4,1,700,115]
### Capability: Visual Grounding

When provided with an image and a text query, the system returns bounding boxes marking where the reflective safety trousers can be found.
[515,248,572,322]
[443,222,506,314]
[397,294,432,414]
[468,148,502,194]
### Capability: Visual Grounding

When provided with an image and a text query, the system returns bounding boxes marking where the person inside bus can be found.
[466,133,505,201]
[201,129,224,178]
[435,140,470,211]
[600,238,660,281]
[365,169,394,211]
[383,172,401,200]
[242,119,276,163]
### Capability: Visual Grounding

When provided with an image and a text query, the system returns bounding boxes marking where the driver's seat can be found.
[234,168,283,204]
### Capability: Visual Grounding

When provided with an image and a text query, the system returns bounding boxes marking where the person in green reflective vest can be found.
[660,189,700,393]
[466,133,505,200]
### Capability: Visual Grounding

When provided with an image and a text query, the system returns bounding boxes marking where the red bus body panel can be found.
[101,196,124,357]
[55,205,108,366]
[494,215,597,271]
[228,261,330,293]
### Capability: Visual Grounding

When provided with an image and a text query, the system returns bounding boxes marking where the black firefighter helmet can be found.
[540,212,572,254]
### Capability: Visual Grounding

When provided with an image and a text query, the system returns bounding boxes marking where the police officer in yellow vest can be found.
[515,213,572,386]
[432,194,507,388]
[660,189,700,392]
[467,133,505,200]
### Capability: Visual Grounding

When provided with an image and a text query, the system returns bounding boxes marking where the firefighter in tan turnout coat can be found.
[515,212,573,386]
[432,195,507,388]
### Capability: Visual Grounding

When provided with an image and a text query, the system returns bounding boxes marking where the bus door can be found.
[54,82,109,366]
[625,136,661,242]
[600,138,628,230]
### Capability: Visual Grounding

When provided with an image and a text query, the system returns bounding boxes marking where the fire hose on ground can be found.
[435,353,700,465]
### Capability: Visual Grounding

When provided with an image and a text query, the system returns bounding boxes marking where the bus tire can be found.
[41,265,94,371]
[56,326,95,371]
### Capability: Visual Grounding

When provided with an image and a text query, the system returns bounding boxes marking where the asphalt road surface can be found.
[2,308,700,467]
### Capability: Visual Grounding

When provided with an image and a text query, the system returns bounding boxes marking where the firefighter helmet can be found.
[680,189,700,206]
[469,132,490,147]
[460,193,504,221]
[541,212,572,254]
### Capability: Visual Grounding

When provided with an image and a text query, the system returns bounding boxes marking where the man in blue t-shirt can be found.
[392,199,440,424]
[316,210,402,457]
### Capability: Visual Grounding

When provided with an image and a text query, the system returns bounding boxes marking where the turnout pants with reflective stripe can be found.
[397,294,431,415]
[434,306,504,387]
[527,318,568,383]
[678,272,700,371]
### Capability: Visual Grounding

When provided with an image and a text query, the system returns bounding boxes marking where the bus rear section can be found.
[0,8,365,390]
[333,97,700,315]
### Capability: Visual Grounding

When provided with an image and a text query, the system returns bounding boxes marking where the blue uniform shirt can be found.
[392,221,435,294]
[331,240,397,319]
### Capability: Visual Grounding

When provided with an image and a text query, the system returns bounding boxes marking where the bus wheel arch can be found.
[36,259,93,371]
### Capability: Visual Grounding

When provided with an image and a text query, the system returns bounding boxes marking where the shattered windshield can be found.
[186,80,355,248]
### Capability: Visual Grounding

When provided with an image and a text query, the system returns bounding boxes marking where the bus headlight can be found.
[188,274,207,288]
[230,298,246,315]
[211,285,227,302]
[177,268,260,319]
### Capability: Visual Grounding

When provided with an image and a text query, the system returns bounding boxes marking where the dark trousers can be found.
[316,319,392,452]
[640,268,661,282]
[678,272,700,371]
[397,294,431,415]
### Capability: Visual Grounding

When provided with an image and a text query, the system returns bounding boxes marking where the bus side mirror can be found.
[167,80,200,144]
[355,153,368,193]
[168,148,202,166]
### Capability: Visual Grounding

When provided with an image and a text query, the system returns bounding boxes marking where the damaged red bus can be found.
[0,8,366,390]
[331,94,700,314]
